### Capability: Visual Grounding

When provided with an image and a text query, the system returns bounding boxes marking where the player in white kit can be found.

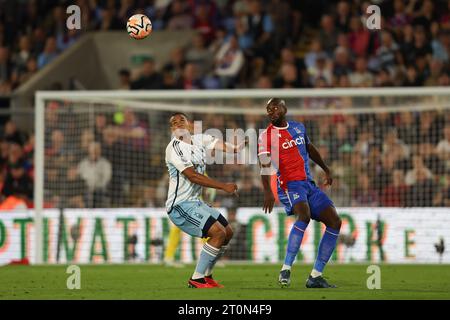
[165,112,242,288]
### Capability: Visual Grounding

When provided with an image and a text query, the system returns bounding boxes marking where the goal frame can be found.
[34,87,450,264]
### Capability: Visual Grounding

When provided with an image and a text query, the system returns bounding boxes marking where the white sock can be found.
[281,264,291,271]
[310,269,322,278]
[192,272,204,280]
[205,245,228,277]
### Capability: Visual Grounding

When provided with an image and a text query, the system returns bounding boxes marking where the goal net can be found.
[31,88,450,264]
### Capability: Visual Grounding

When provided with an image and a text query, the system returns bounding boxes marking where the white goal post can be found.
[34,88,450,264]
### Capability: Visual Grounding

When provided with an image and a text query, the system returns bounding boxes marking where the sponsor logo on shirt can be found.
[282,136,306,149]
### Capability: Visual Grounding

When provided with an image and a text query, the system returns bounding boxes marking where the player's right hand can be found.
[263,191,275,214]
[222,183,238,195]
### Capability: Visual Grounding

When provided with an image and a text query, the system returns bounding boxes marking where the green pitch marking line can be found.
[0,264,449,300]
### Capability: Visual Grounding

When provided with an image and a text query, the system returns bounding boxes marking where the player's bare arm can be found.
[306,142,333,187]
[258,152,275,214]
[214,139,247,153]
[182,166,238,194]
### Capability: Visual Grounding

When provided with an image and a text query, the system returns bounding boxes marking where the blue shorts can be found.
[278,180,334,221]
[169,200,223,238]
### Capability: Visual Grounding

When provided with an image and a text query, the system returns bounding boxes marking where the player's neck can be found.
[272,119,288,129]
[176,134,192,144]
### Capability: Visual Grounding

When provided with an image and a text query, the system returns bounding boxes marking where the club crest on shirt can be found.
[294,127,301,134]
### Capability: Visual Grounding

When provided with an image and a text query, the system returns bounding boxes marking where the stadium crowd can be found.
[1,0,450,93]
[0,0,449,209]
[0,102,449,209]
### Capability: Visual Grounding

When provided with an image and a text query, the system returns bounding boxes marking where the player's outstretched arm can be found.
[182,167,238,194]
[258,153,275,213]
[307,142,333,186]
[215,138,248,154]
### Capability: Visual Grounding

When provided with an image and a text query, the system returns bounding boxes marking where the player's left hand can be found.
[324,169,333,187]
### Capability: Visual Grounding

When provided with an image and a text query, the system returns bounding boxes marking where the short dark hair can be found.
[266,98,286,108]
[169,112,189,123]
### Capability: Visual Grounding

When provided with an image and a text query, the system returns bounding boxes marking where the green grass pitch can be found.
[0,264,449,300]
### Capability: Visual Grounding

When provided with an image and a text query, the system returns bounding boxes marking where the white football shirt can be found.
[165,134,218,212]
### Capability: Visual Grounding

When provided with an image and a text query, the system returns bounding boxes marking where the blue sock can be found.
[193,243,220,279]
[284,220,309,266]
[314,227,340,273]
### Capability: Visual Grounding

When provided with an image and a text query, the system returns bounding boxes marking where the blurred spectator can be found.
[382,128,410,161]
[433,171,450,206]
[62,165,85,208]
[419,142,446,176]
[236,178,263,207]
[12,36,32,76]
[323,169,351,207]
[118,109,149,152]
[375,31,401,73]
[97,7,122,31]
[390,0,411,32]
[307,54,332,86]
[274,63,302,88]
[186,33,214,78]
[402,65,424,86]
[193,3,217,44]
[244,0,274,61]
[432,30,450,63]
[397,112,418,145]
[94,114,108,142]
[118,69,131,90]
[181,63,203,89]
[1,159,33,204]
[406,167,438,207]
[425,59,443,86]
[349,57,373,87]
[131,58,163,90]
[102,126,127,206]
[329,123,352,159]
[3,120,26,145]
[254,75,272,89]
[333,46,352,78]
[380,169,408,207]
[352,173,379,207]
[304,39,326,71]
[167,0,193,30]
[348,16,371,58]
[0,47,12,86]
[319,14,338,57]
[214,34,244,88]
[335,1,351,33]
[37,37,58,69]
[436,125,450,166]
[162,47,186,85]
[18,57,38,85]
[405,155,433,186]
[56,29,79,52]
[78,141,112,208]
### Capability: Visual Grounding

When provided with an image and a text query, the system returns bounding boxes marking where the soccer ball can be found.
[127,14,152,40]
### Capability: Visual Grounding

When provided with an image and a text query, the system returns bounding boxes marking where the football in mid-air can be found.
[127,14,152,40]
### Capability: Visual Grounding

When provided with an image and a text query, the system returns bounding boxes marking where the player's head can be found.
[266,98,287,126]
[169,112,191,138]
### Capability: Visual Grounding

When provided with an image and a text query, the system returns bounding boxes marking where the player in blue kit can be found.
[258,98,342,288]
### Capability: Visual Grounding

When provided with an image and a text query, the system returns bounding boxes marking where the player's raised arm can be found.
[214,138,247,154]
[306,142,333,187]
[182,167,238,195]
